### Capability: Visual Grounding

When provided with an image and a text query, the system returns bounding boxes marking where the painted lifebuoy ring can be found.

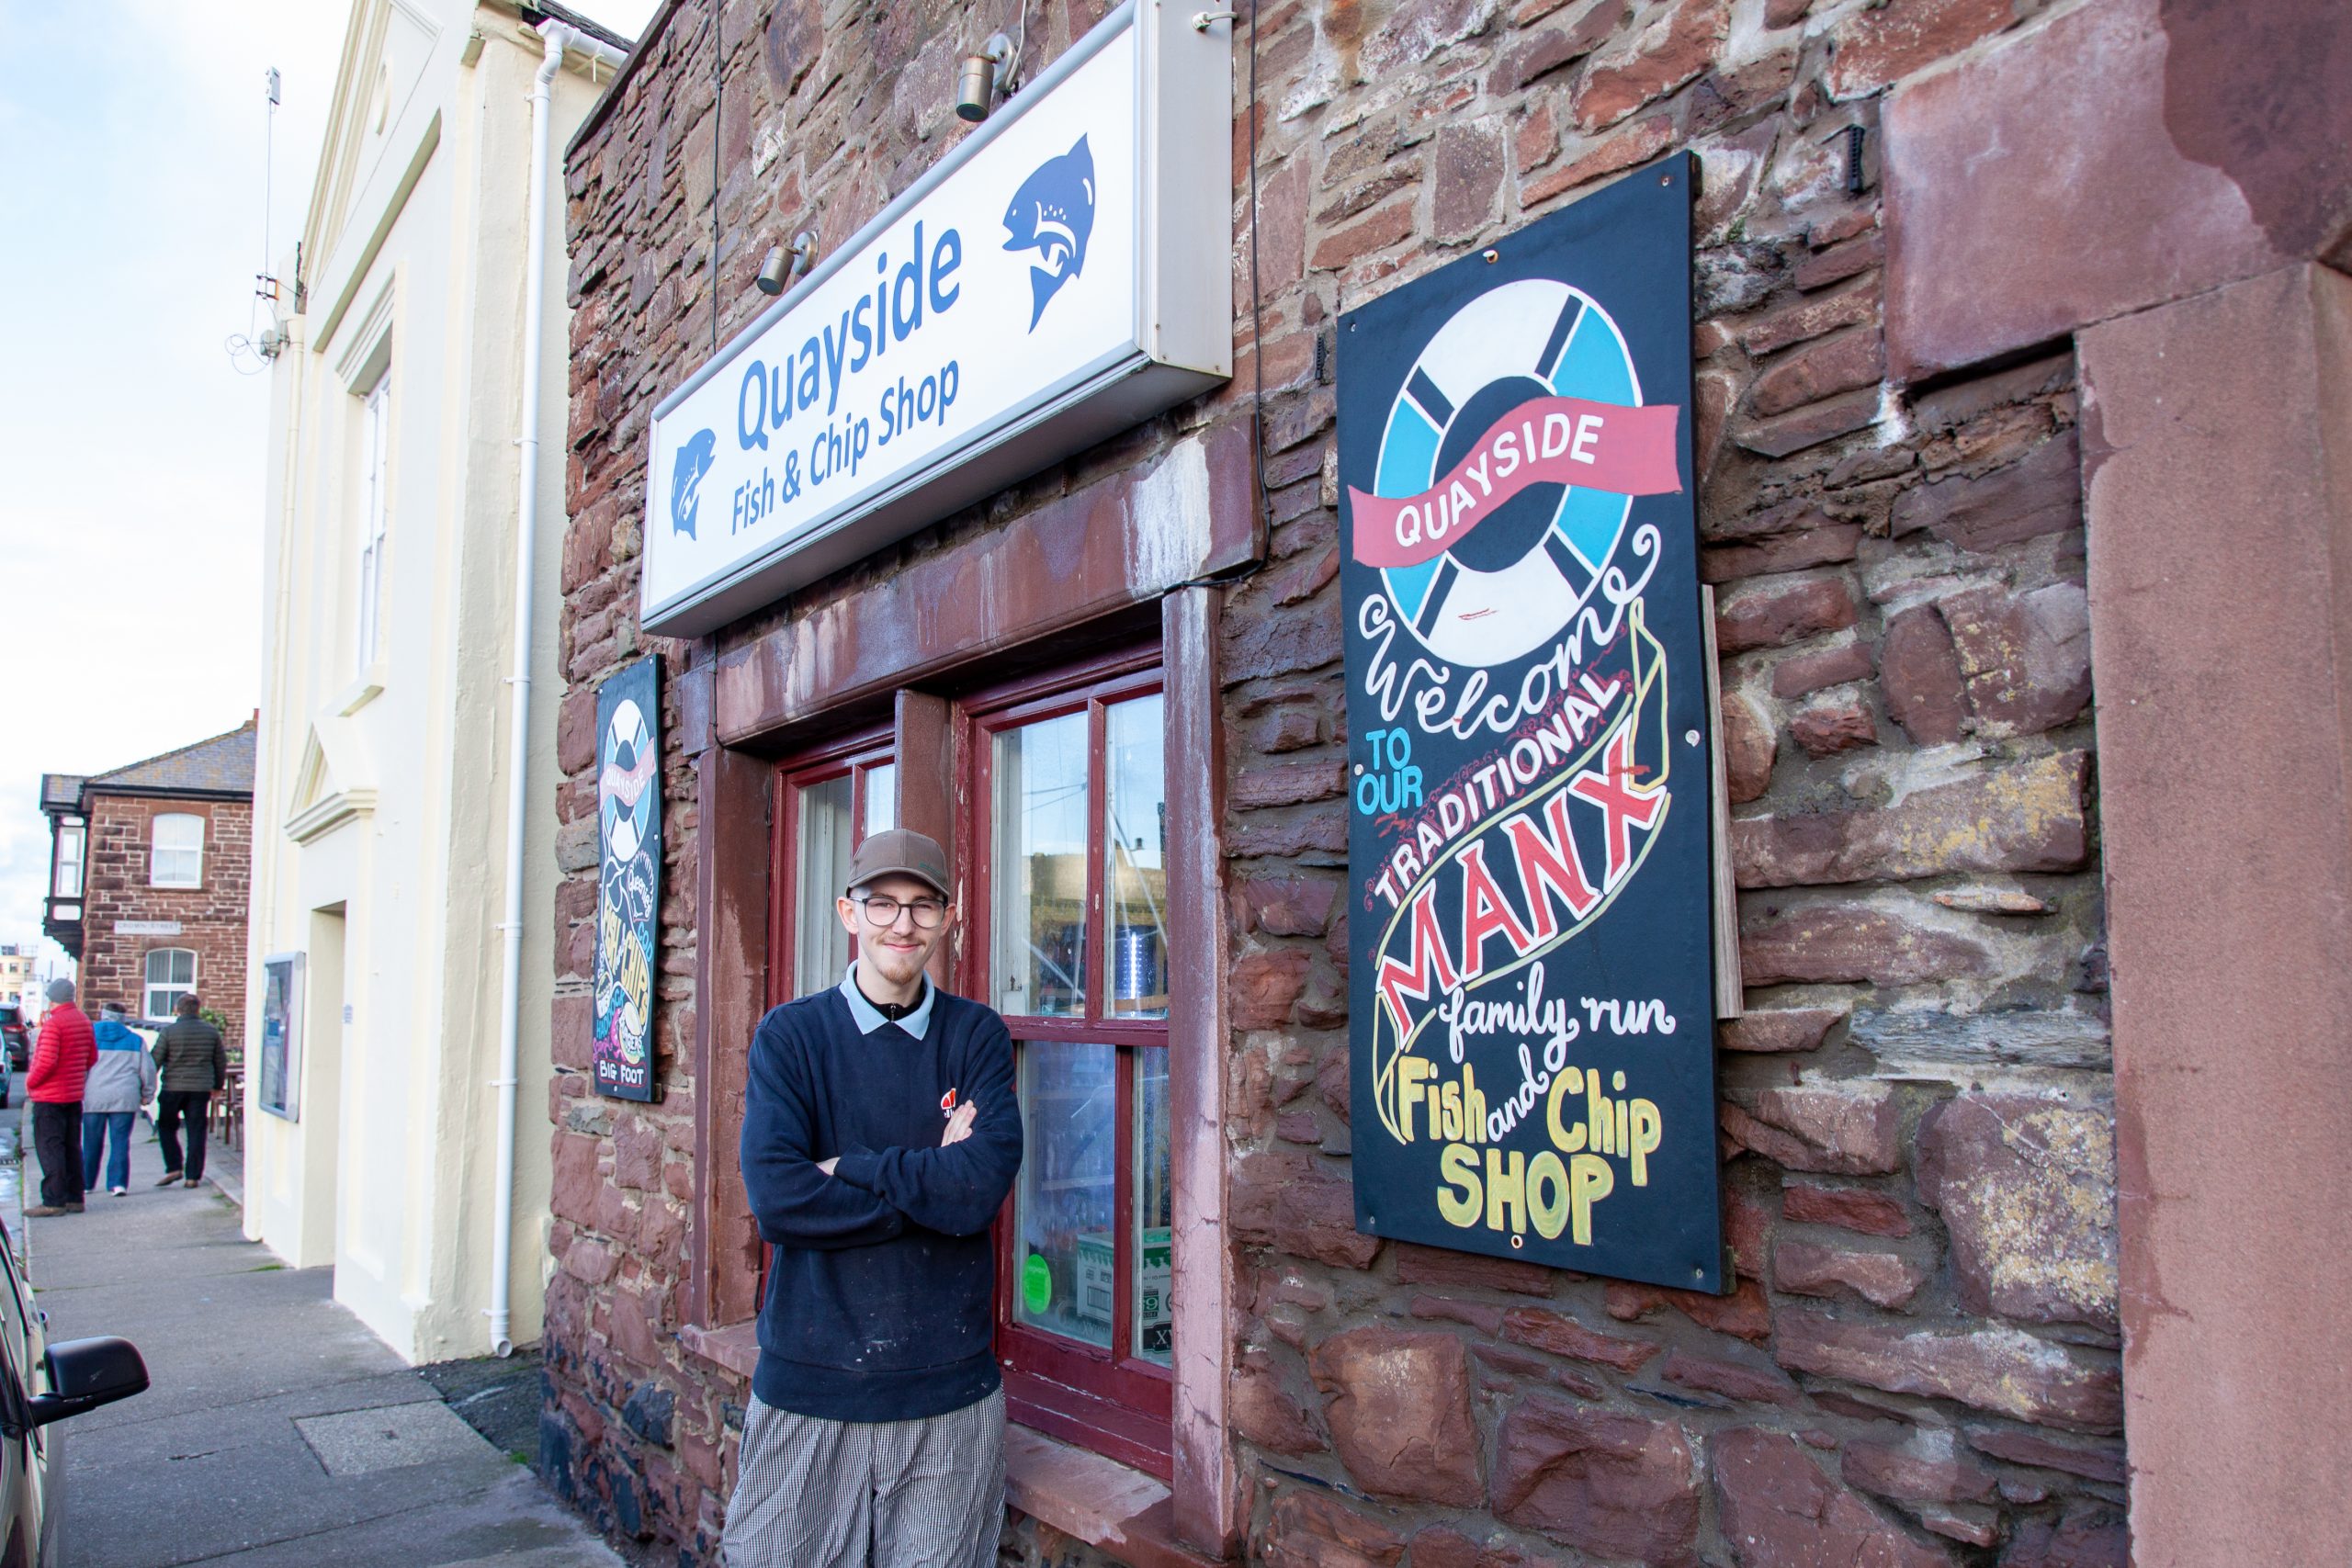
[1370,278,1645,668]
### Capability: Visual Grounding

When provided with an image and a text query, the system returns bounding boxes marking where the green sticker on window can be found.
[1021,1252,1052,1315]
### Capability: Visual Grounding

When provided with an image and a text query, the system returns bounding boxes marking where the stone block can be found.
[1603,1277,1770,1341]
[1782,1179,1913,1237]
[1489,1395,1701,1564]
[1231,946,1313,1030]
[1881,0,2335,383]
[1499,1306,1661,1371]
[1775,1311,2123,1431]
[1878,604,1969,744]
[1842,1433,1996,1505]
[1731,751,2092,888]
[1720,690,1778,804]
[1308,1326,1484,1504]
[1749,328,1887,418]
[1431,122,1507,238]
[1999,1506,2130,1568]
[1790,694,1879,756]
[1715,574,1858,656]
[1740,901,1994,986]
[1659,1348,1799,1404]
[1717,1006,1843,1055]
[1261,1489,1406,1568]
[1773,1238,1928,1308]
[1939,581,2093,738]
[1917,1093,2119,1330]
[1712,1428,1954,1568]
[1572,0,1727,130]
[1771,639,1875,700]
[1826,0,2015,100]
[1720,1082,1903,1175]
[1890,433,2081,553]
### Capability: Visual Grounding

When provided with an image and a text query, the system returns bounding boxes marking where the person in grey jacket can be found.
[150,995,227,1189]
[83,1004,157,1196]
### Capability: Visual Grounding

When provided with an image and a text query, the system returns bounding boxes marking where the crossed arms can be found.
[740,1014,1023,1251]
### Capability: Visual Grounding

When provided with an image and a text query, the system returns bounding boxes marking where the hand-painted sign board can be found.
[639,1,1232,637]
[594,655,662,1101]
[1340,155,1724,1292]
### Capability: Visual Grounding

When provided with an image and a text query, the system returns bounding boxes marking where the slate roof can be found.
[83,718,256,800]
[39,774,86,815]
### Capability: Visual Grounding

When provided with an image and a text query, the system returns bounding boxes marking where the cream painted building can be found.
[247,0,626,1363]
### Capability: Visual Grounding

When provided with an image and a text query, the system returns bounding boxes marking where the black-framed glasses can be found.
[854,894,948,929]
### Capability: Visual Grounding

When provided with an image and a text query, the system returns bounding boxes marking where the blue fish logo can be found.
[1003,135,1095,331]
[670,428,716,539]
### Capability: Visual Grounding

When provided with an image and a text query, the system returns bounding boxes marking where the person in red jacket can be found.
[26,977,96,1216]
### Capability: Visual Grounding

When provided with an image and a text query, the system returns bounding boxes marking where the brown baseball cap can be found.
[846,828,952,899]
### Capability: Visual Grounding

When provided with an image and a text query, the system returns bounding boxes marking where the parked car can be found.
[0,1009,28,1075]
[0,1223,149,1564]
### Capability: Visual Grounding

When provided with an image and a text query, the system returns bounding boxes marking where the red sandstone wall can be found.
[547,2,2121,1563]
[76,794,253,1052]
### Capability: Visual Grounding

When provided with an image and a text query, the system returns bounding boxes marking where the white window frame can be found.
[143,948,198,1021]
[52,823,84,899]
[356,375,391,674]
[150,813,205,889]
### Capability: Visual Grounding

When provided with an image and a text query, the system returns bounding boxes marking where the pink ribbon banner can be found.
[1348,396,1682,569]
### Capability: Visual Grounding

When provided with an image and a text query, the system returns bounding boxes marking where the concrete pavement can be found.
[18,1100,621,1568]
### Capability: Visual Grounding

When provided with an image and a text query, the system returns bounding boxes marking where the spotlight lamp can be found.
[955,33,1016,124]
[755,231,819,297]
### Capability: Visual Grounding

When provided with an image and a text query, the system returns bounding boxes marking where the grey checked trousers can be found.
[721,1386,1005,1567]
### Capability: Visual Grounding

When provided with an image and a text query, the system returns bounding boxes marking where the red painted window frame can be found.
[756,727,896,1314]
[960,646,1175,1479]
[765,728,897,1011]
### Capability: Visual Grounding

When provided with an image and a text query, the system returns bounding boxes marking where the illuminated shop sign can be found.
[1339,155,1725,1292]
[639,1,1232,637]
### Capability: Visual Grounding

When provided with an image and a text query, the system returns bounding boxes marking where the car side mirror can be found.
[28,1337,148,1427]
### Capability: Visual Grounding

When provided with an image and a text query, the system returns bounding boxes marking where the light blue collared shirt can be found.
[837,964,936,1039]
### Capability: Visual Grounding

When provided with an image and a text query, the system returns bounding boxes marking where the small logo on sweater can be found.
[940,1088,958,1118]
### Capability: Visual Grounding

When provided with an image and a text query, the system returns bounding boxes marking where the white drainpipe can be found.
[492,17,627,1359]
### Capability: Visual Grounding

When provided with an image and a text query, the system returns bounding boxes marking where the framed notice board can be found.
[1338,154,1723,1292]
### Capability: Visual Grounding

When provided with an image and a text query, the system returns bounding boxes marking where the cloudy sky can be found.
[0,0,658,976]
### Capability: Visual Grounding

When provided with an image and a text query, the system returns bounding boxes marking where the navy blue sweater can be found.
[740,985,1023,1421]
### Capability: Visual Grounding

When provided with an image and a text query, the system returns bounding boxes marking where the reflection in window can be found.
[864,762,897,836]
[991,712,1089,1017]
[1134,1052,1172,1364]
[794,773,854,1000]
[1104,694,1167,1020]
[1013,1041,1115,1349]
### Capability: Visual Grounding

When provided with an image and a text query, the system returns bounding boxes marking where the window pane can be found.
[863,762,897,836]
[1012,1040,1115,1349]
[991,713,1088,1017]
[1133,1049,1173,1365]
[1102,694,1167,1021]
[794,773,854,999]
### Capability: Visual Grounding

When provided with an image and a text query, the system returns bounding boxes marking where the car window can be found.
[0,1243,34,1396]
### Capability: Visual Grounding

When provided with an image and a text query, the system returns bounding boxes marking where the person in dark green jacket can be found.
[150,995,227,1188]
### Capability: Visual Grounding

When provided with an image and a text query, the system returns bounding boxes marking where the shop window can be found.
[968,656,1173,1475]
[770,738,898,1008]
[143,948,197,1020]
[150,814,204,888]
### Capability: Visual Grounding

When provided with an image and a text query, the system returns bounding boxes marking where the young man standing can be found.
[26,977,95,1217]
[725,829,1023,1568]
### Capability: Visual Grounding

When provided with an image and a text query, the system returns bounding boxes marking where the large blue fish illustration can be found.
[670,427,717,539]
[1002,135,1095,331]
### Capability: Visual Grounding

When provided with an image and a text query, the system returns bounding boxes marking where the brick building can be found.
[41,718,257,1042]
[539,2,2352,1565]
